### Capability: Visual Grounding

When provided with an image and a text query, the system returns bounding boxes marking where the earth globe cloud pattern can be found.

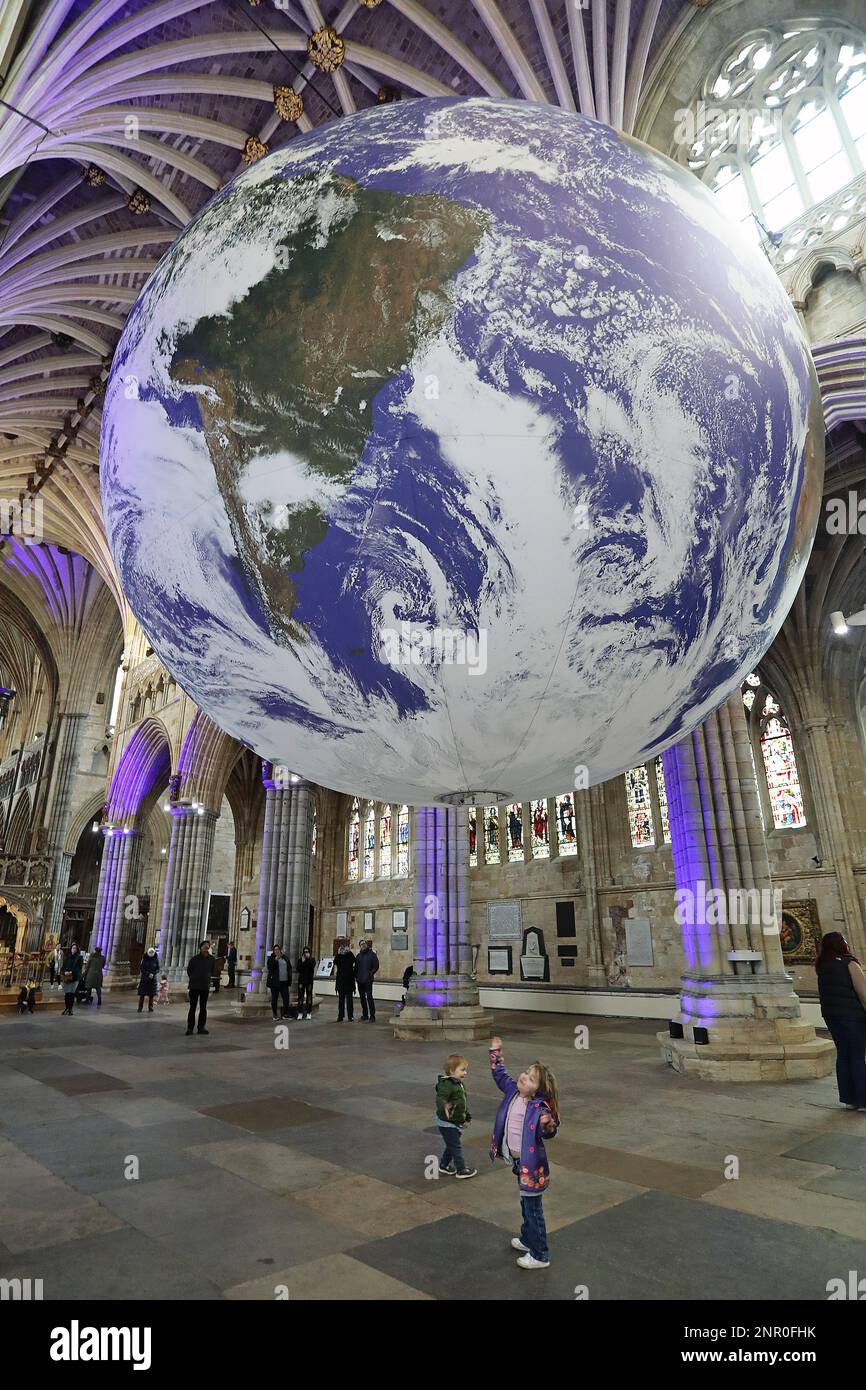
[100,98,823,806]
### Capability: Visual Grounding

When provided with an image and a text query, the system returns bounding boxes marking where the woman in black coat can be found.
[296,947,316,1020]
[334,943,356,1022]
[60,943,83,1015]
[137,947,159,1013]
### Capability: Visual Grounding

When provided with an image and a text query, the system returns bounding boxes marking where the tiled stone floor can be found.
[1,996,866,1300]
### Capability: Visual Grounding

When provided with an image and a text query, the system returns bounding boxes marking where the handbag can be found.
[62,971,72,982]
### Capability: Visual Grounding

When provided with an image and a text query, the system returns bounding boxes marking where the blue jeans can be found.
[513,1160,549,1262]
[827,1017,866,1107]
[438,1123,465,1172]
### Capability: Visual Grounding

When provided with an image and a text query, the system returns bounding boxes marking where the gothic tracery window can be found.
[395,805,409,877]
[679,23,866,251]
[348,799,360,881]
[469,806,478,867]
[507,803,524,861]
[363,801,375,879]
[655,756,671,845]
[741,673,806,829]
[379,804,392,878]
[555,793,577,856]
[625,766,655,848]
[531,799,550,859]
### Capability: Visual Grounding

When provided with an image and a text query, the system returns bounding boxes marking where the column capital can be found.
[794,717,831,735]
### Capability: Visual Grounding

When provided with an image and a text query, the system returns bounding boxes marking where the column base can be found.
[392,1003,495,1042]
[230,992,320,1022]
[658,1018,835,1082]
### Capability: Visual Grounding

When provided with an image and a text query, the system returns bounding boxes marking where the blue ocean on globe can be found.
[100,97,823,806]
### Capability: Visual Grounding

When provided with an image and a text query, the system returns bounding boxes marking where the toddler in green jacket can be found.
[435,1054,477,1179]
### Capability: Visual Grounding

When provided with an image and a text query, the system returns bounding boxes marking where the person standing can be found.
[266,943,292,1020]
[84,947,104,1007]
[334,942,356,1022]
[816,931,866,1110]
[226,941,237,989]
[137,946,159,1013]
[297,946,315,1020]
[186,940,213,1035]
[59,942,83,1015]
[356,939,380,1022]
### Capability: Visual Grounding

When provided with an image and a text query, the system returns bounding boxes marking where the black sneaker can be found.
[455,1168,478,1179]
[185,1029,194,1035]
[197,1028,209,1035]
[439,1163,457,1176]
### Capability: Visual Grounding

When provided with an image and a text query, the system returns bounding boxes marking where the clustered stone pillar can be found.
[159,806,219,980]
[393,805,493,1041]
[237,764,314,1018]
[45,712,88,940]
[92,828,139,976]
[658,692,833,1080]
[575,787,608,985]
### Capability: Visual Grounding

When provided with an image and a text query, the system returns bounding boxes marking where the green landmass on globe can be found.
[170,171,488,647]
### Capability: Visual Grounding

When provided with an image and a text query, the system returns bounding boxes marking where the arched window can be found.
[555,793,577,856]
[108,660,124,733]
[655,757,671,844]
[678,23,866,252]
[395,805,409,876]
[531,799,550,859]
[362,802,375,880]
[741,672,806,829]
[469,806,478,867]
[507,803,524,862]
[484,805,500,864]
[625,766,654,848]
[347,799,360,881]
[311,806,317,858]
[379,804,392,878]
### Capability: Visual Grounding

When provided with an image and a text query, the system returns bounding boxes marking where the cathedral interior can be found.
[2,0,866,1312]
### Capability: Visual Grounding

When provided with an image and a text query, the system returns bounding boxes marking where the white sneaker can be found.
[306,1013,311,1020]
[511,1237,529,1253]
[516,1253,550,1270]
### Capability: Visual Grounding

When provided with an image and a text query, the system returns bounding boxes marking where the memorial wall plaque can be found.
[625,917,654,967]
[488,900,521,940]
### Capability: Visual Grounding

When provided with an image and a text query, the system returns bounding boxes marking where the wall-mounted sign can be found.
[239,907,251,933]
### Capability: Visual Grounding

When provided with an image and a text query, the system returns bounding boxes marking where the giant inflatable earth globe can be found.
[101,98,823,806]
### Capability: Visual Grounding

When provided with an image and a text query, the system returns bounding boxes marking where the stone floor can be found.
[1,994,865,1301]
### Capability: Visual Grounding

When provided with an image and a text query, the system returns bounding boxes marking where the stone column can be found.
[793,712,865,955]
[92,829,138,977]
[44,713,87,939]
[159,806,219,979]
[236,766,314,1018]
[658,693,833,1080]
[393,805,494,1041]
[576,787,608,984]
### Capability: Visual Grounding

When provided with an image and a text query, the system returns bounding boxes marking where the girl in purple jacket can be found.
[489,1034,560,1269]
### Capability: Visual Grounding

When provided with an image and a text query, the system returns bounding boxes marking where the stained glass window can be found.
[396,805,409,876]
[311,807,317,857]
[743,689,756,709]
[379,804,392,878]
[348,799,359,881]
[555,793,577,856]
[762,692,780,717]
[507,803,524,861]
[484,805,500,863]
[626,766,654,847]
[761,716,806,828]
[655,757,671,844]
[469,807,478,867]
[531,799,550,859]
[745,672,761,686]
[363,802,375,879]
